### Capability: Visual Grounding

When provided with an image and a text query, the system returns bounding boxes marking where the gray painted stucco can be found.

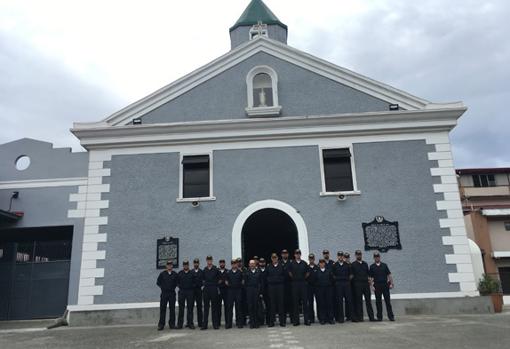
[0,138,88,306]
[94,140,457,305]
[0,138,88,181]
[140,52,389,124]
[230,25,288,49]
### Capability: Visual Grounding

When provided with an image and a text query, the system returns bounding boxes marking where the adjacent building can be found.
[1,0,490,323]
[457,168,510,300]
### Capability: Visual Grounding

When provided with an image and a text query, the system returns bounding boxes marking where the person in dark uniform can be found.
[315,259,334,325]
[192,258,204,328]
[244,259,262,328]
[369,252,395,321]
[332,252,353,323]
[266,253,285,327]
[225,259,244,329]
[253,256,260,268]
[177,260,195,329]
[218,259,228,325]
[307,253,319,323]
[238,257,248,326]
[351,250,375,322]
[343,252,353,321]
[280,249,292,324]
[157,261,178,330]
[322,249,335,322]
[258,258,270,326]
[201,255,221,330]
[288,249,310,326]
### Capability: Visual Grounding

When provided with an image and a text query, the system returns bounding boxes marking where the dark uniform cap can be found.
[337,251,344,256]
[343,252,350,258]
[322,249,330,254]
[166,261,172,265]
[281,249,289,254]
[271,253,278,258]
[193,258,200,263]
[206,255,213,260]
[294,249,301,254]
[308,253,315,259]
[259,258,266,263]
[231,259,236,264]
[219,259,226,263]
[319,259,326,264]
[253,256,259,260]
[373,252,381,257]
[355,250,362,255]
[236,258,242,262]
[182,260,189,265]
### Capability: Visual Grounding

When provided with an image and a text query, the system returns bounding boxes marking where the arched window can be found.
[245,66,281,117]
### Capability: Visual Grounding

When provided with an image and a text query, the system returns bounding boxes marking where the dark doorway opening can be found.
[500,267,510,295]
[242,208,298,266]
[0,226,73,320]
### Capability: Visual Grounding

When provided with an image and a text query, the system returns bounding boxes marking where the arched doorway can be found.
[242,208,298,264]
[231,200,309,262]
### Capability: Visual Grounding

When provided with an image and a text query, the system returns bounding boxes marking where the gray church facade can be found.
[0,0,489,323]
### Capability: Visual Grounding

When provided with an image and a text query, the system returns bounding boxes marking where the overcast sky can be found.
[0,0,508,168]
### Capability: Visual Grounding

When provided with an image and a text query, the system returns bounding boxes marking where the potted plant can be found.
[478,274,503,313]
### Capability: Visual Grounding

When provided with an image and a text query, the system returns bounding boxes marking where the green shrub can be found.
[478,274,501,295]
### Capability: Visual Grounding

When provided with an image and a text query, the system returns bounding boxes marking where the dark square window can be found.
[505,222,510,231]
[473,174,497,187]
[323,148,354,192]
[182,155,210,198]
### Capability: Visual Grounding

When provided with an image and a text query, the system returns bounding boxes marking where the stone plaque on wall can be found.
[157,237,179,269]
[362,216,402,252]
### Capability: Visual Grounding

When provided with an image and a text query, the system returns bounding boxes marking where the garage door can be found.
[0,226,72,320]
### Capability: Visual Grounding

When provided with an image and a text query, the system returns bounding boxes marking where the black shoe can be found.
[329,321,335,325]
[304,322,311,326]
[169,326,176,329]
[188,325,195,330]
[200,327,207,330]
[280,323,286,327]
[389,317,395,322]
[320,321,325,325]
[369,318,377,322]
[176,326,183,329]
[237,325,243,329]
[293,323,300,326]
[157,325,164,331]
[225,325,232,329]
[376,318,383,322]
[337,320,345,324]
[213,326,219,330]
[268,323,274,327]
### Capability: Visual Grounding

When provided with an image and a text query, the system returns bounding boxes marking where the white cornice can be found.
[73,37,440,129]
[71,107,466,150]
[0,177,88,189]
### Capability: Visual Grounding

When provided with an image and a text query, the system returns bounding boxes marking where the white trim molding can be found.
[67,152,112,305]
[428,134,478,295]
[493,251,510,258]
[0,177,88,189]
[72,107,466,150]
[245,65,282,117]
[231,199,309,260]
[482,209,510,217]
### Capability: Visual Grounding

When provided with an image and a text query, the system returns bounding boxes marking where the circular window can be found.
[15,155,31,171]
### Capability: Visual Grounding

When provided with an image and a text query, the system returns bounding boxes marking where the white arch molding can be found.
[231,199,309,260]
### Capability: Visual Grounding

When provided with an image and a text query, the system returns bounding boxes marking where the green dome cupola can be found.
[230,0,288,49]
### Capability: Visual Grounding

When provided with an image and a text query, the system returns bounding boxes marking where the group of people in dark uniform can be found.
[156,248,394,331]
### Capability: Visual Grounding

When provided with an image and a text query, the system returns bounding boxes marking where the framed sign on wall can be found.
[362,216,402,252]
[156,237,179,269]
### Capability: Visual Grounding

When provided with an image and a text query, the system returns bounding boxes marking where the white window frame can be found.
[245,65,282,117]
[177,151,216,202]
[318,145,361,196]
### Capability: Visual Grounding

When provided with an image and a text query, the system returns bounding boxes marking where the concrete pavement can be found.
[1,312,509,349]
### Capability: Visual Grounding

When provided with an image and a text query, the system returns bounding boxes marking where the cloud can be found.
[0,32,126,151]
[0,0,508,167]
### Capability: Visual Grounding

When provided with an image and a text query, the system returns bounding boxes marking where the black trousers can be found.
[218,287,228,325]
[284,281,292,323]
[177,289,194,327]
[292,281,309,325]
[259,289,270,325]
[158,291,176,327]
[226,288,243,327]
[246,286,260,327]
[374,283,394,320]
[315,286,333,323]
[346,281,354,320]
[193,288,203,327]
[268,283,285,325]
[333,285,340,321]
[307,284,316,322]
[241,287,248,325]
[335,281,353,322]
[353,281,374,321]
[202,286,220,328]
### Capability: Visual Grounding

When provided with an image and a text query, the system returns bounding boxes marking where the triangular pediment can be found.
[74,36,450,129]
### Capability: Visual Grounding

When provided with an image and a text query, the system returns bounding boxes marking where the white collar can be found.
[251,269,256,273]
[320,268,325,272]
[376,262,381,266]
[296,260,301,263]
